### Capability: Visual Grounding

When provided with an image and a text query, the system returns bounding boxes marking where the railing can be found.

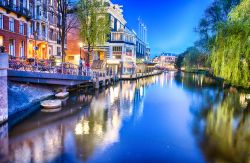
[8,57,92,77]
[0,0,32,19]
[8,57,120,82]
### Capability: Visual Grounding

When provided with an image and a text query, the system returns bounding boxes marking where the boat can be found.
[55,92,69,99]
[41,100,62,110]
[246,94,250,101]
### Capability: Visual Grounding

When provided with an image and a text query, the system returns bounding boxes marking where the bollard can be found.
[0,53,8,124]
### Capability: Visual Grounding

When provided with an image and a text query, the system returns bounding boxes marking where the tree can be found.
[55,0,78,62]
[195,0,240,54]
[180,47,209,71]
[77,0,110,64]
[175,54,184,70]
[211,0,250,87]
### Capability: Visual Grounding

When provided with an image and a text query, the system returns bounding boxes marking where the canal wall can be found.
[0,53,8,124]
[8,81,55,117]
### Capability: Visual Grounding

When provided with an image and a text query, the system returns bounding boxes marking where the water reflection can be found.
[176,73,250,163]
[0,73,249,162]
[0,76,155,163]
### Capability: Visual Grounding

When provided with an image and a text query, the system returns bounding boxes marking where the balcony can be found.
[0,0,32,20]
[38,34,47,41]
[110,32,136,44]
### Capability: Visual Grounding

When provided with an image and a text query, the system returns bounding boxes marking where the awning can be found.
[106,59,120,65]
[91,60,104,69]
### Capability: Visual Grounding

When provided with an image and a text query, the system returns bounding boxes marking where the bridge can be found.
[8,70,92,86]
[1,53,118,86]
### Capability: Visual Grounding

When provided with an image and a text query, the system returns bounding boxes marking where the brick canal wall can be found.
[0,54,8,124]
[8,81,56,117]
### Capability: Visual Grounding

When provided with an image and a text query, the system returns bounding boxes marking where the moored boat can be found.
[55,92,69,99]
[41,100,62,109]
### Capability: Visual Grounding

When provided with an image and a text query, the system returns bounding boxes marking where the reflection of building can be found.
[0,0,31,58]
[154,53,177,70]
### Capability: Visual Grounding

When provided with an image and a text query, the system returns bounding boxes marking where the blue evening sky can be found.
[112,0,213,57]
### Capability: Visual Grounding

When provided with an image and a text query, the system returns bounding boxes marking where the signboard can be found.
[33,46,38,50]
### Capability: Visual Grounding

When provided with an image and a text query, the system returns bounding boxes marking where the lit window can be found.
[0,36,3,46]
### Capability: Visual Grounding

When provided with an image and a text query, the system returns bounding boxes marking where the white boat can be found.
[246,94,250,100]
[41,100,62,109]
[55,92,69,99]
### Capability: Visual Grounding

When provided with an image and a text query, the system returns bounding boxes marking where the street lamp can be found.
[33,30,38,70]
[79,42,83,59]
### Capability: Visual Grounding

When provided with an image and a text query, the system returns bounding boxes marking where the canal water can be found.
[0,72,249,163]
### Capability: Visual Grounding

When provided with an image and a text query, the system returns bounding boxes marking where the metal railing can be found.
[8,57,120,81]
[8,57,92,77]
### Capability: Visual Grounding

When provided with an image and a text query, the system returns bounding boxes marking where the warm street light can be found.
[79,42,83,48]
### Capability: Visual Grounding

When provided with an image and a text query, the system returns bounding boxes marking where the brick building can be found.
[0,0,63,61]
[0,0,31,58]
[27,0,63,62]
[66,27,88,65]
[153,53,177,70]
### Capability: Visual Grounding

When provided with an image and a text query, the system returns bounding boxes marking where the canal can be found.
[0,72,249,163]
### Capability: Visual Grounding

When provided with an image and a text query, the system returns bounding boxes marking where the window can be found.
[110,16,114,28]
[68,56,74,61]
[9,18,14,32]
[29,22,34,36]
[57,47,61,56]
[0,14,3,29]
[0,36,3,46]
[20,41,25,58]
[112,33,123,41]
[9,39,15,56]
[36,6,41,17]
[20,22,24,34]
[49,46,52,56]
[50,0,53,6]
[113,46,122,52]
[49,29,53,40]
[30,3,34,17]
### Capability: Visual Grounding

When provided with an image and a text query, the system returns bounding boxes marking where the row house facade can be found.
[0,0,30,58]
[153,53,177,70]
[27,0,63,62]
[106,2,137,75]
[0,0,63,62]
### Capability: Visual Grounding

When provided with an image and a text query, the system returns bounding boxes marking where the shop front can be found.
[106,59,121,75]
[122,61,136,75]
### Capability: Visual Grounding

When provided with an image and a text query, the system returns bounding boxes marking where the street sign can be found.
[33,46,38,50]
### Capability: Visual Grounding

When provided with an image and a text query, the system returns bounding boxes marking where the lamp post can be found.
[79,42,83,59]
[33,30,38,70]
[79,42,84,75]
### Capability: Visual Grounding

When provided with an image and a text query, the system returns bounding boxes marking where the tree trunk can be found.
[61,15,66,63]
[88,44,91,65]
